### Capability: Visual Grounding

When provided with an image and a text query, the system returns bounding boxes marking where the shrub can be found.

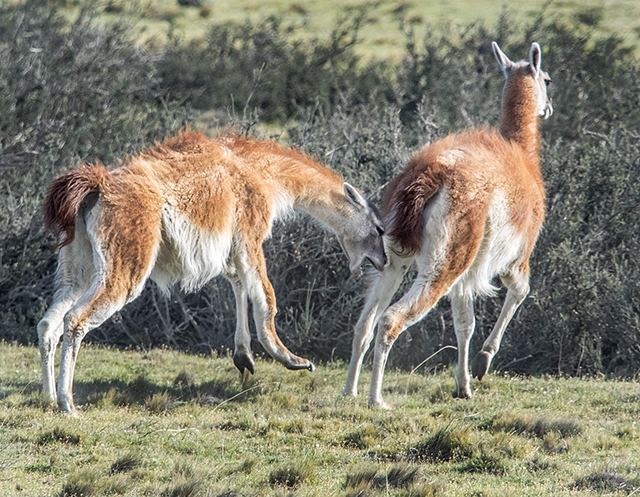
[156,10,395,123]
[0,0,192,344]
[1,0,640,379]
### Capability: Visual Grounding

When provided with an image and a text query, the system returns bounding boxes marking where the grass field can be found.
[1,341,639,496]
[81,0,640,59]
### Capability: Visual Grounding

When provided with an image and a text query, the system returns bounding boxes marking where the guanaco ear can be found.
[492,41,513,79]
[344,182,367,210]
[529,42,542,75]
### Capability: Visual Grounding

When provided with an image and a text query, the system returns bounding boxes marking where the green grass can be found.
[1,342,639,496]
[60,0,640,60]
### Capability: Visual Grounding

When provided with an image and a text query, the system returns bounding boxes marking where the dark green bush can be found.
[156,12,392,123]
[0,0,192,344]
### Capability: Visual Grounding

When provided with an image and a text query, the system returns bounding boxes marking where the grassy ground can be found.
[1,341,639,496]
[75,0,640,60]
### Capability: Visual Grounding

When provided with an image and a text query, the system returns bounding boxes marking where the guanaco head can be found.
[339,183,387,274]
[493,41,553,119]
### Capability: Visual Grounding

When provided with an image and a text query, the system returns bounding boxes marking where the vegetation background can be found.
[2,0,640,380]
[1,1,640,496]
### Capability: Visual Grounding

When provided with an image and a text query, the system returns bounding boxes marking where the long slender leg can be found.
[368,206,485,408]
[56,202,161,415]
[57,280,129,416]
[343,252,412,397]
[471,269,529,380]
[241,246,314,372]
[450,287,476,399]
[227,271,254,374]
[39,237,95,402]
[38,295,76,402]
[368,273,452,408]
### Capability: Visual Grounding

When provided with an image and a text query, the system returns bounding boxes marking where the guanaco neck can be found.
[269,155,354,234]
[290,174,354,234]
[498,72,541,166]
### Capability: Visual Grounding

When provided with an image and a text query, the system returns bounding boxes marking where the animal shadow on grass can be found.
[2,381,42,399]
[74,371,261,412]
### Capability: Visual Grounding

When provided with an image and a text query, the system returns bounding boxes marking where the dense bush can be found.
[156,12,392,123]
[1,0,639,378]
[0,0,192,343]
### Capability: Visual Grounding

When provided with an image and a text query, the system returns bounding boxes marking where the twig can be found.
[405,345,457,397]
[409,345,457,376]
[211,383,263,413]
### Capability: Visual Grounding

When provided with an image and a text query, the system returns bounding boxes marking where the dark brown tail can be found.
[43,164,109,248]
[382,151,445,257]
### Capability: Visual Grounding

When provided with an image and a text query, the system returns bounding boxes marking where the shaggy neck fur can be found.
[499,70,541,165]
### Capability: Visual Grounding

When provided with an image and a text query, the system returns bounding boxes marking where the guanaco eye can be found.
[376,225,385,236]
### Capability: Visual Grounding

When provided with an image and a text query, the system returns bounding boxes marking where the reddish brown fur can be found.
[499,68,543,162]
[384,128,545,258]
[343,42,552,406]
[41,129,388,415]
[43,164,109,248]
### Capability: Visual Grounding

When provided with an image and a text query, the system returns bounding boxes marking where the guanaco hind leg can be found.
[367,209,483,408]
[471,269,530,380]
[38,221,96,403]
[54,201,161,416]
[450,288,476,399]
[343,250,412,397]
[239,245,315,372]
[368,273,453,408]
[38,293,77,402]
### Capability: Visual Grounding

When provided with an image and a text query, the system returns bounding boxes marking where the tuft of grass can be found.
[571,471,635,492]
[344,466,378,491]
[343,423,383,449]
[485,413,582,439]
[61,469,105,496]
[110,451,142,474]
[345,464,440,496]
[163,461,209,497]
[37,427,83,446]
[542,431,570,454]
[225,456,258,476]
[375,464,422,488]
[269,460,314,488]
[174,369,196,388]
[429,383,453,403]
[410,425,472,463]
[89,387,132,408]
[145,391,174,414]
[457,449,507,475]
[163,479,206,497]
[128,375,155,400]
[271,391,298,408]
[22,394,57,412]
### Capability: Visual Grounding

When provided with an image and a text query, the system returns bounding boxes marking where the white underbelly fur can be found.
[150,204,233,294]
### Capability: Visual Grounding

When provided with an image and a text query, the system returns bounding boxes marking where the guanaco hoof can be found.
[233,351,255,375]
[471,351,492,380]
[286,360,315,372]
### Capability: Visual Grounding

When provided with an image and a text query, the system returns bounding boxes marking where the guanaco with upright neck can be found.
[343,42,553,408]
